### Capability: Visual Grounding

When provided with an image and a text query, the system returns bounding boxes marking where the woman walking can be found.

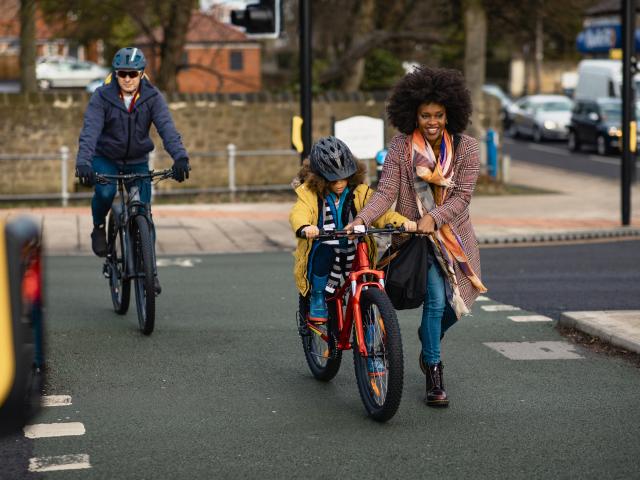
[347,66,487,407]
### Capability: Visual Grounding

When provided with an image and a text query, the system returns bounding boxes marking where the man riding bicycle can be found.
[75,47,190,293]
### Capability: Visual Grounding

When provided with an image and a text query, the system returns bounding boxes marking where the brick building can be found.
[139,12,261,94]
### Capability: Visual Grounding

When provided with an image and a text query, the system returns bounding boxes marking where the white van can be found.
[575,59,640,100]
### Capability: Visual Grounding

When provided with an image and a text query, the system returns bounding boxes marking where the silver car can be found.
[507,94,573,142]
[36,56,109,90]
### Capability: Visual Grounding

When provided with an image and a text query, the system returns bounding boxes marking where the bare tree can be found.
[310,0,446,90]
[41,0,198,93]
[134,0,195,93]
[463,0,486,139]
[19,0,37,93]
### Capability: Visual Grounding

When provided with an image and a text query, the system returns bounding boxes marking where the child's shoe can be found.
[309,274,328,322]
[365,322,385,376]
[367,357,386,377]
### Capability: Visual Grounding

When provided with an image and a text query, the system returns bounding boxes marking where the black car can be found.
[568,98,623,155]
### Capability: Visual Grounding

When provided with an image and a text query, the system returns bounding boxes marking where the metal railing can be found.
[0,145,300,205]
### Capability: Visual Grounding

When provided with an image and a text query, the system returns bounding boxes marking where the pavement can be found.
[2,158,640,356]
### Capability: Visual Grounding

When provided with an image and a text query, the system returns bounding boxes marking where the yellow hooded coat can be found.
[289,183,408,296]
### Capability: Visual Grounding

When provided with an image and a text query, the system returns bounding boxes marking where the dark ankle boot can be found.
[425,362,449,407]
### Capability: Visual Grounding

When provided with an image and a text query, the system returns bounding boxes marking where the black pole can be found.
[300,0,312,163]
[622,0,636,225]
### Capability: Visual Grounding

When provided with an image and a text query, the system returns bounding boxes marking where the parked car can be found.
[85,78,104,93]
[483,84,512,109]
[568,98,640,155]
[36,56,109,90]
[575,59,640,101]
[507,94,573,142]
[483,84,513,129]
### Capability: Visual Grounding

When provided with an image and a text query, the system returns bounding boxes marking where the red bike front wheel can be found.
[353,288,404,422]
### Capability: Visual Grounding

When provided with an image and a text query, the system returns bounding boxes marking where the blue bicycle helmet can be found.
[112,47,146,71]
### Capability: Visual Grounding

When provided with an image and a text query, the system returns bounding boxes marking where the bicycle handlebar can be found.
[95,168,175,185]
[315,225,408,240]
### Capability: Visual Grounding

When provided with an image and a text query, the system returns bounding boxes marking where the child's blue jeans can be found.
[91,156,151,226]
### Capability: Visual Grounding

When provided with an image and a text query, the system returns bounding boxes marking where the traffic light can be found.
[231,0,282,39]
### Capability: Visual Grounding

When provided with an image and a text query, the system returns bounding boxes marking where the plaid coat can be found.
[357,133,483,310]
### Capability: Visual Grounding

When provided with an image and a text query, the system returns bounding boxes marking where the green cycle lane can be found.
[22,253,640,479]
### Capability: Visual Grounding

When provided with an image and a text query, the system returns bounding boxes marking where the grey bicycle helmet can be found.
[309,136,357,181]
[112,47,146,71]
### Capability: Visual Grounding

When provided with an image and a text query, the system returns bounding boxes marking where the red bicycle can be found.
[297,226,405,422]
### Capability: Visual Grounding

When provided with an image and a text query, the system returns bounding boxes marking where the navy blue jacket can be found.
[76,77,187,167]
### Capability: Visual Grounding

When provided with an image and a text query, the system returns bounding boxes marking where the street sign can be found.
[333,115,384,159]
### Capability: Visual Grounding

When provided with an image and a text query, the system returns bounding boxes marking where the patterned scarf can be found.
[321,192,356,294]
[412,129,487,317]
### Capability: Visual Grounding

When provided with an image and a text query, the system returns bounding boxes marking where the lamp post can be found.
[621,0,636,225]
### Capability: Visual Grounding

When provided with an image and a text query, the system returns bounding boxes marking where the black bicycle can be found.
[95,169,173,335]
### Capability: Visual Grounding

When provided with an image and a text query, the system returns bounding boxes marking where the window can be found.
[230,51,243,71]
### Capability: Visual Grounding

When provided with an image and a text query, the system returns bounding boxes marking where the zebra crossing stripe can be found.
[476,295,490,302]
[28,454,91,472]
[508,315,552,322]
[484,341,584,360]
[481,304,521,312]
[23,422,85,439]
[41,395,72,407]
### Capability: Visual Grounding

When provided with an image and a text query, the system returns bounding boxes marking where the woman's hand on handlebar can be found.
[345,217,365,234]
[302,225,320,239]
[417,214,436,233]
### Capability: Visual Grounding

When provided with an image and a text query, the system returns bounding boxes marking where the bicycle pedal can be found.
[296,311,310,337]
[102,264,111,279]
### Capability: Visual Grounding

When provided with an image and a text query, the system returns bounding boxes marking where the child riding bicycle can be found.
[289,136,416,375]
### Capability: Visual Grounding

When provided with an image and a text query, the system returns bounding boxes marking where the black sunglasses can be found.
[116,70,141,79]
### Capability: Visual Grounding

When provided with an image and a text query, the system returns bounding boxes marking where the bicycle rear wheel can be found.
[353,288,404,422]
[132,215,155,335]
[299,294,342,381]
[107,212,130,314]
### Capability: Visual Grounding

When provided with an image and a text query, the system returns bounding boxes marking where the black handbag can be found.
[378,235,429,310]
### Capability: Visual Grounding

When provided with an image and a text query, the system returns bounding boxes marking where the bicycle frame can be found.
[101,170,171,282]
[305,239,386,358]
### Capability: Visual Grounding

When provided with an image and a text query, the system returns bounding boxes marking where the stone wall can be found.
[0,91,502,195]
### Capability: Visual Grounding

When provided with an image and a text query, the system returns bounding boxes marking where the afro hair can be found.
[386,66,473,135]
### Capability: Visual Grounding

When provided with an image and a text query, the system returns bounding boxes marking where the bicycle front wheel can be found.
[132,215,155,335]
[107,211,130,315]
[353,288,404,422]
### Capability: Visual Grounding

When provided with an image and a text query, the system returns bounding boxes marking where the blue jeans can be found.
[420,263,457,365]
[91,156,151,226]
[310,243,334,277]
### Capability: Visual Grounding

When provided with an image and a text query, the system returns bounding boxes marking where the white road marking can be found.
[157,257,202,268]
[476,295,490,302]
[588,155,619,165]
[508,315,553,322]
[481,304,521,312]
[23,422,85,439]
[41,395,72,407]
[28,454,91,473]
[528,144,570,156]
[483,341,584,360]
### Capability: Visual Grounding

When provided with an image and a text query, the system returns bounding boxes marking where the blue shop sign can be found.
[577,24,640,53]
